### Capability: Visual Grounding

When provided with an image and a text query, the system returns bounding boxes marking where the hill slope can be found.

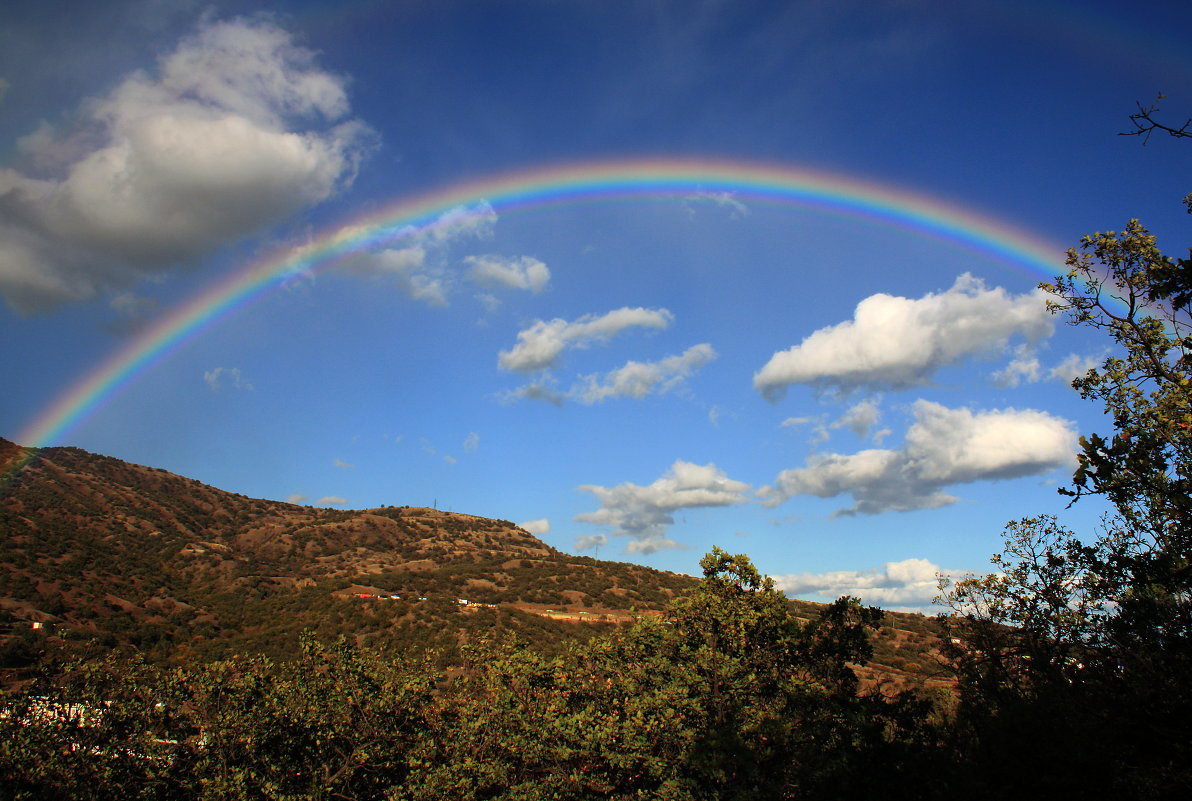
[0,438,950,691]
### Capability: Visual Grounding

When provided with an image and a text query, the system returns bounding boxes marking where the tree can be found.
[939,210,1192,799]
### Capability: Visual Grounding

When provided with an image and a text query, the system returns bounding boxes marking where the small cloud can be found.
[500,381,565,406]
[315,496,349,507]
[476,293,502,313]
[507,345,716,405]
[569,344,716,404]
[770,557,950,610]
[287,493,308,504]
[992,344,1041,388]
[575,533,608,552]
[466,254,550,293]
[443,454,457,465]
[575,460,751,553]
[463,432,480,452]
[333,458,356,470]
[519,518,551,536]
[104,292,159,334]
[499,306,673,373]
[681,191,749,218]
[1048,352,1104,385]
[830,397,881,439]
[203,367,254,392]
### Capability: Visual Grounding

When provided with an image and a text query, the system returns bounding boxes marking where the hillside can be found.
[0,438,950,691]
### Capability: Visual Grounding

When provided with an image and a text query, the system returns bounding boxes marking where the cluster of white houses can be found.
[352,593,498,609]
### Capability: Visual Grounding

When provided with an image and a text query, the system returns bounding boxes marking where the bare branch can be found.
[1121,95,1192,144]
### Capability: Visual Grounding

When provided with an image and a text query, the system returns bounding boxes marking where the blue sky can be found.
[2,0,1190,610]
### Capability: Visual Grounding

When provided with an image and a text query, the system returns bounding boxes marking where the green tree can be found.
[940,213,1192,799]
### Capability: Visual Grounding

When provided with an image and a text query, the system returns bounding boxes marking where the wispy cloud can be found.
[499,306,674,372]
[203,367,254,392]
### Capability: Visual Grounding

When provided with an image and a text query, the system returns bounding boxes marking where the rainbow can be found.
[7,157,1067,478]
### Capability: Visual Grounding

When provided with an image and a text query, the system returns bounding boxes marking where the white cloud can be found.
[337,246,447,306]
[466,255,550,293]
[831,397,881,438]
[681,191,748,218]
[333,458,355,470]
[770,557,946,608]
[518,518,551,536]
[1048,352,1103,385]
[753,274,1053,399]
[498,306,674,372]
[506,344,715,405]
[325,201,499,306]
[759,400,1076,515]
[575,460,751,553]
[463,432,480,452]
[500,381,566,406]
[992,344,1042,388]
[575,533,608,552]
[316,495,349,507]
[287,493,308,504]
[0,18,374,313]
[570,344,716,403]
[203,367,253,392]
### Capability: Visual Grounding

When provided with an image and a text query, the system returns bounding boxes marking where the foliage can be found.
[0,550,943,801]
[939,212,1192,798]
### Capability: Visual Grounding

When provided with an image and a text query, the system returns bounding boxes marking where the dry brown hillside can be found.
[0,438,950,693]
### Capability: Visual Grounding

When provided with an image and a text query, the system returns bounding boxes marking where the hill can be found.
[0,438,950,691]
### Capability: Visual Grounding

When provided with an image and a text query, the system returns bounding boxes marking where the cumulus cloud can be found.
[498,307,674,372]
[0,17,375,313]
[286,493,308,504]
[575,460,751,553]
[758,400,1076,515]
[770,557,946,609]
[466,254,550,293]
[753,274,1053,399]
[570,344,716,403]
[315,495,349,507]
[203,367,253,392]
[518,518,551,536]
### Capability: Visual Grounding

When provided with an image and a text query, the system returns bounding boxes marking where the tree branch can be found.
[1121,96,1192,144]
